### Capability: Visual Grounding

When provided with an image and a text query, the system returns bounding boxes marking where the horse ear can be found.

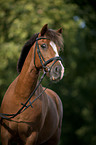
[39,24,48,37]
[57,28,63,34]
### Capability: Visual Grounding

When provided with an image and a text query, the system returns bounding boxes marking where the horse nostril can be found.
[54,66,61,74]
[50,65,62,82]
[55,66,58,72]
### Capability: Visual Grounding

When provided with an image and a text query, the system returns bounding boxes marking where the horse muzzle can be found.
[50,62,64,83]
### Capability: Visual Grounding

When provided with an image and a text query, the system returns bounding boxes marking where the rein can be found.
[0,37,63,121]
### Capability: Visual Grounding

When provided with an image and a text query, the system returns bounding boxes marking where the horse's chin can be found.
[49,74,61,83]
[50,77,61,83]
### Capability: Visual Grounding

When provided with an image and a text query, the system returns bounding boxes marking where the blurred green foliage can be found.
[0,0,96,145]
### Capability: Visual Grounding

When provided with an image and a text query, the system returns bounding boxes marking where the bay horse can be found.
[0,24,64,145]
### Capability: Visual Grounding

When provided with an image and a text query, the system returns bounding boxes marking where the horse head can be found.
[34,24,64,82]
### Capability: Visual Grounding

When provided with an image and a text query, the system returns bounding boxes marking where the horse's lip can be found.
[52,76,55,80]
[50,76,61,83]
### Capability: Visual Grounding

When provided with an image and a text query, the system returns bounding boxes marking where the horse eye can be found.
[41,43,47,49]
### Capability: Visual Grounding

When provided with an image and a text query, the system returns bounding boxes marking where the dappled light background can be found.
[0,0,96,145]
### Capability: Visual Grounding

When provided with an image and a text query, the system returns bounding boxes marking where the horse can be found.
[0,24,64,145]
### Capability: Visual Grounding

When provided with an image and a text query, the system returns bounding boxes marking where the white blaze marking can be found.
[50,41,64,79]
[50,41,59,56]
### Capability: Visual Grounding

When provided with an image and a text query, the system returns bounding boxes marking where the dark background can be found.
[0,0,96,144]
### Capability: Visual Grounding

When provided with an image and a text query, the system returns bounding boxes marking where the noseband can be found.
[0,37,63,121]
[34,37,63,72]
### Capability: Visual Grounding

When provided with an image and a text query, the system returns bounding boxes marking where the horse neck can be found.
[16,46,39,99]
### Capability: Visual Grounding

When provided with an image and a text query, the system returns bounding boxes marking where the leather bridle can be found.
[0,37,63,121]
[34,37,63,72]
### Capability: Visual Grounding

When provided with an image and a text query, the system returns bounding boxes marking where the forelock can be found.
[45,29,64,50]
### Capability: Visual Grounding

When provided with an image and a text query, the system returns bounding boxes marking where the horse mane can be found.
[17,33,38,73]
[17,29,63,73]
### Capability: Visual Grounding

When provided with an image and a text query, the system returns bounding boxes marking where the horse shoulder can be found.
[43,87,63,129]
[37,88,63,144]
[44,88,63,118]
